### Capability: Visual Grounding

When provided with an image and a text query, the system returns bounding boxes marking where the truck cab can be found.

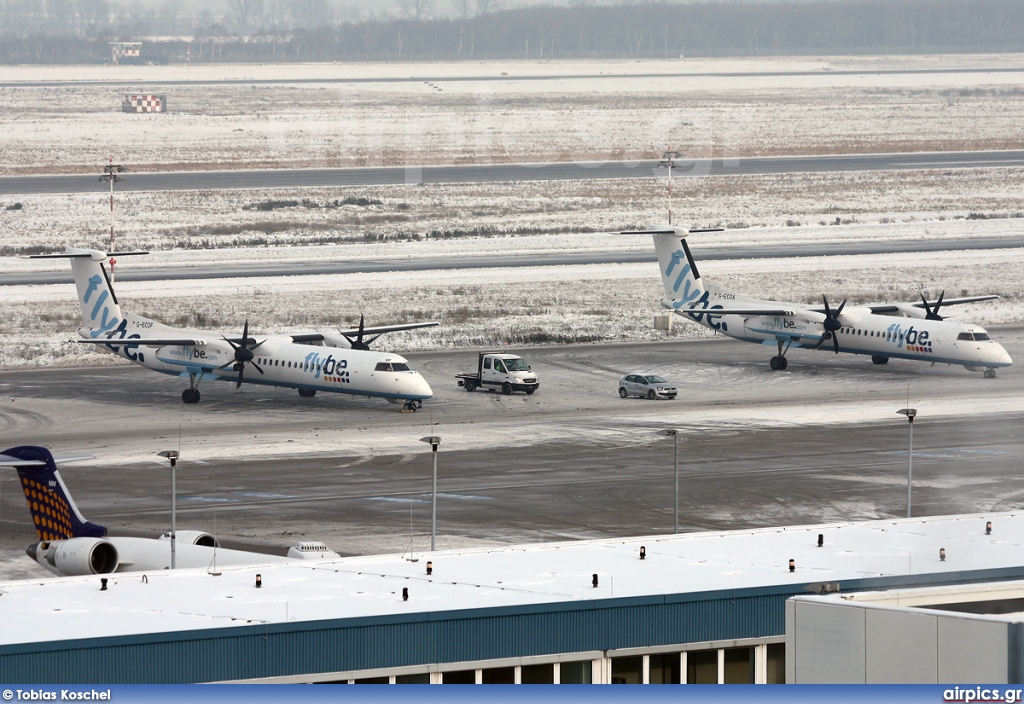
[458,352,539,395]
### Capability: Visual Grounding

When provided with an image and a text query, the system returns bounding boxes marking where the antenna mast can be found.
[660,148,682,225]
[99,158,126,281]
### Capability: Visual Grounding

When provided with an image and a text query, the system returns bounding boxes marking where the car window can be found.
[645,376,667,384]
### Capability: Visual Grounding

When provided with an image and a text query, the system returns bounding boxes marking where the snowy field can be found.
[2,55,1024,174]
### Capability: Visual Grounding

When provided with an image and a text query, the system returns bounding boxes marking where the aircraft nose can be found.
[995,344,1013,366]
[413,373,433,399]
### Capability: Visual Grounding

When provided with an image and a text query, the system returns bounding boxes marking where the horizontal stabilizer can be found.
[76,337,206,346]
[26,250,148,260]
[667,303,797,316]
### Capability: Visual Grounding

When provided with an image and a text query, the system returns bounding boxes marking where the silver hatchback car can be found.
[618,373,677,400]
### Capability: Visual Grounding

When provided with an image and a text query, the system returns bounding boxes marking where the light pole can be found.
[660,149,682,225]
[157,450,179,568]
[658,429,680,533]
[896,408,917,518]
[419,436,440,551]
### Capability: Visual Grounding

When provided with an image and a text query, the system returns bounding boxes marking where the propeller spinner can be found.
[921,290,946,320]
[217,320,266,389]
[342,314,382,351]
[819,295,847,354]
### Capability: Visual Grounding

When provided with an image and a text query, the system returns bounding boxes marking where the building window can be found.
[481,667,515,684]
[351,676,388,684]
[766,643,786,684]
[441,670,476,684]
[611,655,643,684]
[559,660,593,684]
[395,673,430,684]
[521,664,554,684]
[686,649,717,684]
[723,647,755,684]
[649,653,681,684]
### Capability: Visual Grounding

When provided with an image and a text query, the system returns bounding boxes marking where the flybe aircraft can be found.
[0,445,340,576]
[30,248,437,410]
[627,227,1012,376]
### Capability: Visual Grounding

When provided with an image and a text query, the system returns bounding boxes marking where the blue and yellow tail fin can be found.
[0,446,107,541]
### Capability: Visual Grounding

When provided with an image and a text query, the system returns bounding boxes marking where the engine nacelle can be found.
[317,332,353,349]
[160,530,218,547]
[888,303,926,319]
[44,538,119,575]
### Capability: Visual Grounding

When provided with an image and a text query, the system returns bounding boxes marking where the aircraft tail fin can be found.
[0,446,107,541]
[622,227,706,308]
[27,249,146,338]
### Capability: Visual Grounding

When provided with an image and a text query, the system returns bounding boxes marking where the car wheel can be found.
[502,383,513,395]
[618,387,628,398]
[647,389,657,400]
[525,387,536,395]
[464,380,476,392]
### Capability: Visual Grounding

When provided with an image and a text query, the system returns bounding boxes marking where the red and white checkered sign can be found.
[122,94,166,113]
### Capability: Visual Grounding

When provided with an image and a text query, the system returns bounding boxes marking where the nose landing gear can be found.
[402,400,422,412]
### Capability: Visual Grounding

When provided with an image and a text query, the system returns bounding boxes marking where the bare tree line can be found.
[0,0,1021,63]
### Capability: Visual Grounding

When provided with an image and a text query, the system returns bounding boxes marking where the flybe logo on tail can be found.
[83,274,146,362]
[665,250,702,306]
[84,275,120,336]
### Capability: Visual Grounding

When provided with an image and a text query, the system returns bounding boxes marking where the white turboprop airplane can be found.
[627,227,1012,376]
[0,445,340,576]
[30,248,437,410]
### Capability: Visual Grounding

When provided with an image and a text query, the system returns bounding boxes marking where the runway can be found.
[2,327,1023,579]
[4,150,1024,195]
[8,236,1023,287]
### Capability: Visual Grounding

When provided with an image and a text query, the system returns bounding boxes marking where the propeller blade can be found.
[835,299,846,317]
[822,295,832,318]
[236,364,245,390]
[832,333,840,354]
[251,361,264,375]
[222,335,241,352]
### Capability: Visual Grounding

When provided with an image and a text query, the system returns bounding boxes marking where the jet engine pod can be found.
[160,530,218,547]
[50,538,119,575]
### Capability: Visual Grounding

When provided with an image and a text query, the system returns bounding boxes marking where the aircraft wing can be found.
[866,295,1000,314]
[75,338,207,346]
[336,321,440,336]
[0,452,92,467]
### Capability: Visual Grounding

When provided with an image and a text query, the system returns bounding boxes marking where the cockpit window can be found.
[974,333,990,341]
[374,362,411,372]
[957,332,972,341]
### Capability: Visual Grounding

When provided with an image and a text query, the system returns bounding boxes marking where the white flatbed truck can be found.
[456,352,539,395]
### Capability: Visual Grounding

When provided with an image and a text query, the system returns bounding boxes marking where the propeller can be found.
[820,295,846,354]
[342,314,382,351]
[921,290,946,320]
[216,319,265,389]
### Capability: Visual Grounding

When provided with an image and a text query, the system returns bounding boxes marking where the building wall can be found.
[787,597,1011,683]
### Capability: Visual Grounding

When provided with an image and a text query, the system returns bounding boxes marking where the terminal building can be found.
[1,512,1023,684]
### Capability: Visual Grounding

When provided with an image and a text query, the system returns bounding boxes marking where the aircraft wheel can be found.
[181,389,200,404]
[872,356,889,365]
[403,401,418,412]
[778,356,788,370]
[618,387,628,398]
[769,356,781,370]
[984,369,997,379]
[464,380,476,392]
[502,383,513,395]
[647,389,657,400]
[298,388,317,398]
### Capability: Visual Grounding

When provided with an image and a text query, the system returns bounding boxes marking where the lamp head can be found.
[658,429,678,437]
[419,436,441,448]
[157,450,179,465]
[896,408,917,420]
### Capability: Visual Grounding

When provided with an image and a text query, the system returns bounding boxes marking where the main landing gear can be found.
[769,339,791,371]
[181,372,202,404]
